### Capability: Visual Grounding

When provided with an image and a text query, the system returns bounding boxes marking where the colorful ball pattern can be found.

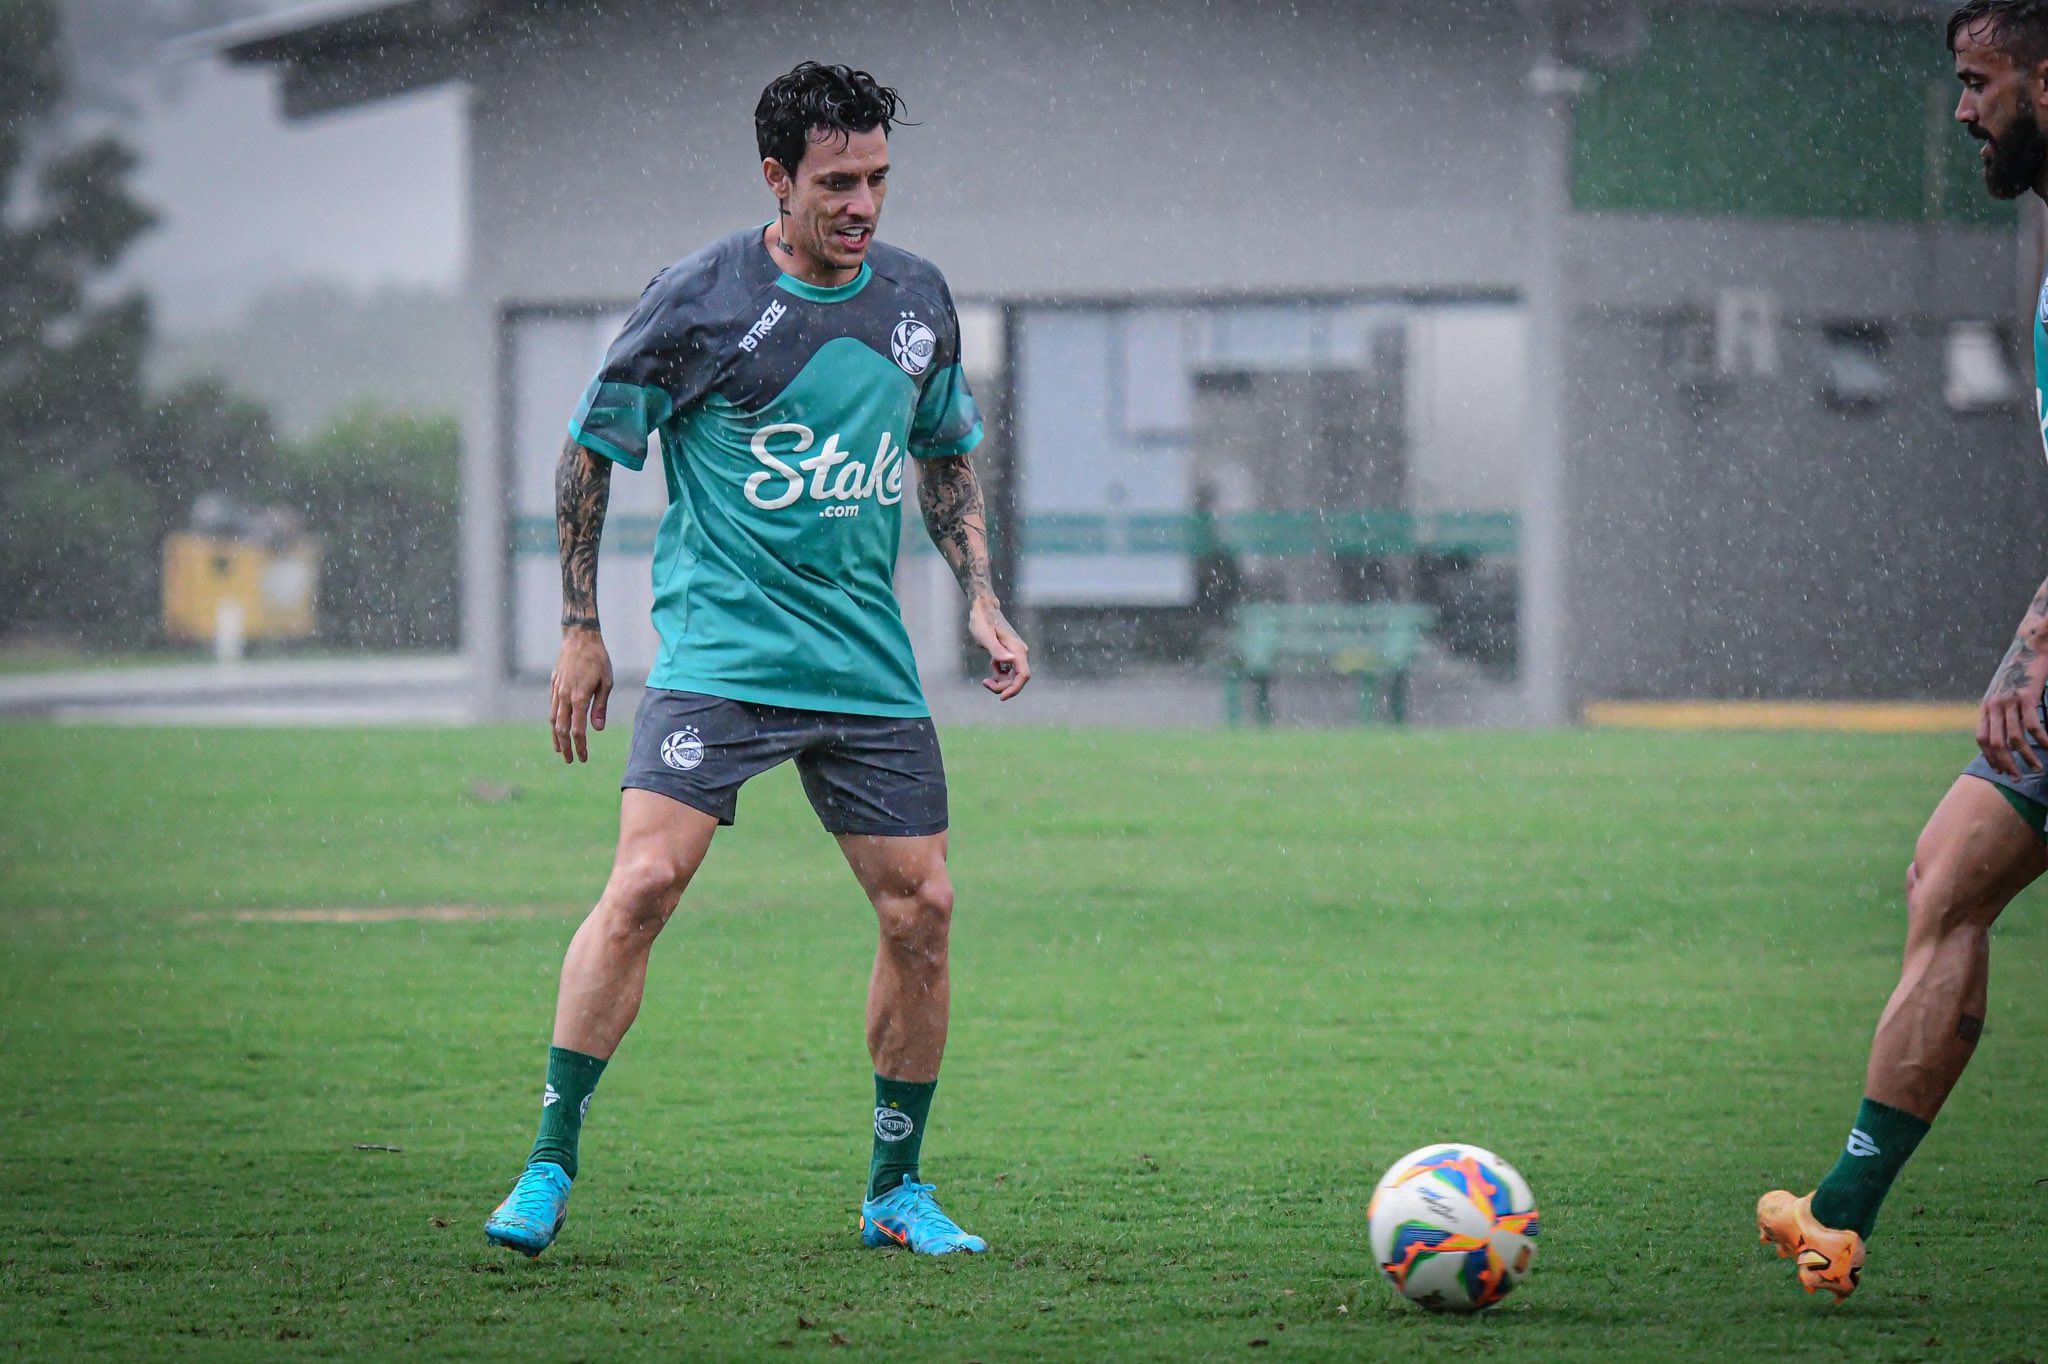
[1366,1143,1540,1313]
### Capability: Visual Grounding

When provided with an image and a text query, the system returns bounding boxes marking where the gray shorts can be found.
[1961,683,2048,822]
[622,689,948,837]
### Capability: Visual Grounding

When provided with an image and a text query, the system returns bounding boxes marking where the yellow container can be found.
[162,533,320,642]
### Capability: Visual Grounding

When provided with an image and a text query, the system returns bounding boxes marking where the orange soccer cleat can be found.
[1756,1189,1865,1302]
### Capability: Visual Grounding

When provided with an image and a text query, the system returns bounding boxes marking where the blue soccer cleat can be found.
[860,1176,987,1255]
[484,1161,572,1257]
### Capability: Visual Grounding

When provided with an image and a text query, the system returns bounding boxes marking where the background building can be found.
[217,0,2043,721]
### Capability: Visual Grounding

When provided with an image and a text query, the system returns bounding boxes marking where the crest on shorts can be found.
[891,317,936,376]
[660,727,704,771]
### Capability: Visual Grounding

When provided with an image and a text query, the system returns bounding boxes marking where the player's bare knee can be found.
[1904,852,1992,942]
[602,853,692,936]
[875,877,952,960]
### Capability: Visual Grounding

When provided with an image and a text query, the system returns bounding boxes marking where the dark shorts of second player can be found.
[622,688,948,838]
[1961,684,2048,840]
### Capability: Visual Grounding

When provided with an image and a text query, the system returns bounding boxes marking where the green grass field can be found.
[2,723,2044,1362]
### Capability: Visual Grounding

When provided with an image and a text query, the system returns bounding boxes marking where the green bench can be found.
[1221,602,1437,726]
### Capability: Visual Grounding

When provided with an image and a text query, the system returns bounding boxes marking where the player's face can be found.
[766,126,889,282]
[1954,21,2048,200]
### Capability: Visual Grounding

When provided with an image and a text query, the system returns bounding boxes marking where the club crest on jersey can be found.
[744,421,905,514]
[660,727,704,771]
[891,318,937,376]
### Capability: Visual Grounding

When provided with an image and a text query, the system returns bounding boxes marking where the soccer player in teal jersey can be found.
[484,62,1030,1259]
[1758,0,2048,1301]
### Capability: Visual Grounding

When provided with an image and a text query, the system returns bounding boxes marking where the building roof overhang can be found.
[197,0,1968,122]
[189,0,499,118]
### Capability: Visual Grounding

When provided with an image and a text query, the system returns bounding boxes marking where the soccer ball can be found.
[1367,1143,1540,1313]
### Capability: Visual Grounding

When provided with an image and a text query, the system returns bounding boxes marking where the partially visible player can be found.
[481,61,1029,1259]
[1757,0,2048,1301]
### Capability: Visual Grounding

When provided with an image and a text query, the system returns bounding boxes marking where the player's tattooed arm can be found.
[1993,635,2039,695]
[556,436,612,633]
[917,455,1031,699]
[550,436,615,763]
[917,454,998,606]
[1988,574,2048,696]
[1977,571,2048,776]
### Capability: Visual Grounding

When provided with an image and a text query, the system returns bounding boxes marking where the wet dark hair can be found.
[755,62,908,176]
[1948,0,2048,65]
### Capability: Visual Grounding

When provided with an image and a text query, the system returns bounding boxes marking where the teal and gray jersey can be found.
[569,228,982,717]
[2036,270,2048,461]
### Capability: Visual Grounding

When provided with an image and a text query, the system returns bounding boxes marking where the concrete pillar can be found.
[455,82,508,722]
[1518,0,1581,726]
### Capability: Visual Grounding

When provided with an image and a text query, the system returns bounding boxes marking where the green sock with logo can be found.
[527,1046,607,1179]
[868,1074,936,1200]
[1809,1097,1931,1239]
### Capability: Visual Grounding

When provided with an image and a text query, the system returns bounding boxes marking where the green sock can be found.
[868,1074,936,1200]
[527,1046,607,1180]
[1809,1097,1931,1239]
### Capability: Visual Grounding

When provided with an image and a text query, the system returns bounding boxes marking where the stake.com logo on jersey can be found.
[743,422,905,520]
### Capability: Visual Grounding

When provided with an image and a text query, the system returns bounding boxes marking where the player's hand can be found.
[550,627,614,764]
[967,597,1030,701]
[1976,632,2048,778]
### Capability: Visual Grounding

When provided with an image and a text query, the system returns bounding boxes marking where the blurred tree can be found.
[127,376,280,533]
[0,0,158,639]
[0,467,155,632]
[279,405,460,651]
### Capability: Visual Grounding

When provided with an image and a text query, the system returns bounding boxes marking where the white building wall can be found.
[459,0,1553,693]
[464,0,1541,307]
[429,0,2026,710]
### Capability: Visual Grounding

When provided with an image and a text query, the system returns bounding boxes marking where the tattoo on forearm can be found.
[1989,574,2048,697]
[556,438,611,631]
[1994,636,2036,696]
[917,456,997,605]
[1957,1013,1984,1045]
